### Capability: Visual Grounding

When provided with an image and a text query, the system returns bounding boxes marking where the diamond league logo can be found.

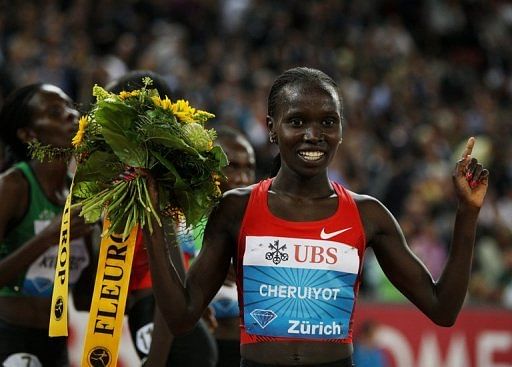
[88,347,111,367]
[250,309,277,329]
[53,296,64,320]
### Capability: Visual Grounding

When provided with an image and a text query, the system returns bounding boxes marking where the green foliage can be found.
[30,80,226,240]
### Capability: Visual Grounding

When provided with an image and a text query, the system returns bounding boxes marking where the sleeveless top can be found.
[129,228,153,291]
[237,178,366,344]
[0,162,90,297]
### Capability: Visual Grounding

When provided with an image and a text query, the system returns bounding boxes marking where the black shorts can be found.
[240,356,353,367]
[128,293,218,366]
[0,318,69,367]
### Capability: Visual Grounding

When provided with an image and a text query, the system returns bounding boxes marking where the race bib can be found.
[2,353,42,367]
[23,220,89,296]
[243,236,360,339]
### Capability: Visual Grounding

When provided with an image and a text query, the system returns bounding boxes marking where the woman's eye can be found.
[322,119,335,126]
[290,119,303,127]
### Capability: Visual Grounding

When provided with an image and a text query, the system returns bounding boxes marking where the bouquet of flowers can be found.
[31,78,227,239]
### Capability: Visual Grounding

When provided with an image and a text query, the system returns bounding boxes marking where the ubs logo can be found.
[88,347,111,367]
[265,240,289,264]
[53,296,64,320]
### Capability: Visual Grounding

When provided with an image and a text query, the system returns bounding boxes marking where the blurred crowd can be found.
[0,0,511,309]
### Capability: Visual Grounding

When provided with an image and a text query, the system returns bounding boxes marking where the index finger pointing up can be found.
[461,137,476,159]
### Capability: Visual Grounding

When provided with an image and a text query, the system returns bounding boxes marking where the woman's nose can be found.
[303,126,323,142]
[232,170,249,186]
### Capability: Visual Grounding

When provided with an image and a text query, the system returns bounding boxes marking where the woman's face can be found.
[24,85,78,148]
[269,81,342,177]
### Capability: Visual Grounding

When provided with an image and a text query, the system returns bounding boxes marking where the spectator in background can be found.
[353,320,389,367]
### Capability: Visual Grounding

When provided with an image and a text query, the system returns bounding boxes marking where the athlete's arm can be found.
[0,170,64,287]
[0,169,94,289]
[144,178,248,335]
[145,304,174,366]
[356,137,489,326]
[72,230,98,311]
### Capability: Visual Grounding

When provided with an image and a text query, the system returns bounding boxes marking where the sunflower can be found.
[170,99,215,124]
[151,95,173,111]
[119,90,140,99]
[72,116,88,148]
[170,99,196,123]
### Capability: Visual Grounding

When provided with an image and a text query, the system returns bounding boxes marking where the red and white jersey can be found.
[236,178,366,345]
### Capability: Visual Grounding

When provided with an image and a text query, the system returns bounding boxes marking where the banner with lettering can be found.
[354,302,512,367]
[81,219,137,367]
[49,183,73,336]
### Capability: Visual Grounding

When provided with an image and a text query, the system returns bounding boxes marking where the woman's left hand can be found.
[453,137,490,209]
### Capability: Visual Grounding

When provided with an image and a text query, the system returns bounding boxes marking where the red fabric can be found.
[183,252,193,270]
[237,178,366,345]
[129,228,153,290]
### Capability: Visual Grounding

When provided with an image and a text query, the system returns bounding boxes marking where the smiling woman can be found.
[143,67,490,367]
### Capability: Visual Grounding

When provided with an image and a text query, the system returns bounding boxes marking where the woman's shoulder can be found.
[346,189,378,205]
[0,166,29,220]
[347,190,389,216]
[220,183,258,210]
[215,183,258,216]
[207,184,258,234]
[346,189,397,236]
[0,166,28,196]
[222,183,258,199]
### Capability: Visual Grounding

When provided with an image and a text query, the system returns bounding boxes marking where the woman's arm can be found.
[0,171,62,287]
[143,178,247,335]
[361,137,489,326]
[72,229,99,311]
[144,304,174,367]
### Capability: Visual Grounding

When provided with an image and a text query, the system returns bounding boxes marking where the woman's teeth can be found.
[299,151,324,161]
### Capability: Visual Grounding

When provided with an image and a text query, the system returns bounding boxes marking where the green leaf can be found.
[82,205,103,223]
[95,100,136,131]
[209,146,229,169]
[72,181,102,199]
[95,100,148,167]
[74,151,124,182]
[102,128,148,167]
[150,150,188,190]
[144,125,203,158]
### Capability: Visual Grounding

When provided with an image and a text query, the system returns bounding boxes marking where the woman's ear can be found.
[267,116,277,144]
[16,127,37,144]
[266,115,274,132]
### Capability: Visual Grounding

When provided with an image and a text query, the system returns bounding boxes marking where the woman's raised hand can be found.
[453,137,489,209]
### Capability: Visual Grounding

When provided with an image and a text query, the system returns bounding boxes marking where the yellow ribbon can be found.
[49,182,74,337]
[81,218,137,367]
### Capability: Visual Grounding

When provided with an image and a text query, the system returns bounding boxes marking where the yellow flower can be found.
[152,95,173,110]
[212,173,222,196]
[192,109,216,123]
[151,96,162,107]
[169,99,215,123]
[171,99,197,123]
[119,90,139,99]
[72,115,88,148]
[92,85,112,101]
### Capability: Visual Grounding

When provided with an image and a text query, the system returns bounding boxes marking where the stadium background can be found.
[0,1,511,366]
